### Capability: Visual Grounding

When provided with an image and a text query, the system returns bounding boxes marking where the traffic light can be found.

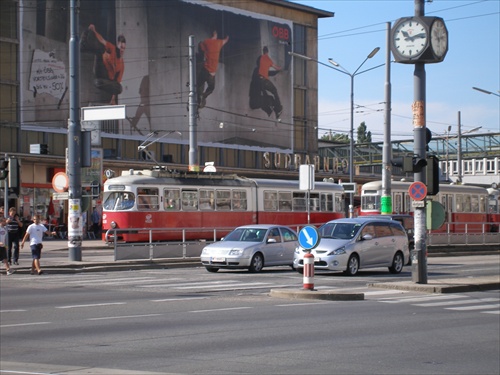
[426,155,440,195]
[8,157,19,191]
[392,156,427,173]
[0,158,8,180]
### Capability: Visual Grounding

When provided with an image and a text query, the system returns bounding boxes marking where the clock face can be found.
[430,19,448,58]
[393,19,428,58]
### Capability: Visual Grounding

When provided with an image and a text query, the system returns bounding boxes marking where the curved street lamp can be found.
[472,86,500,98]
[289,48,384,217]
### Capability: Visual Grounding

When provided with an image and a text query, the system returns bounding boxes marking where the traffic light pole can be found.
[68,0,82,261]
[412,0,428,284]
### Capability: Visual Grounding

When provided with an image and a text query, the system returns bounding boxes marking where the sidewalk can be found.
[5,237,499,298]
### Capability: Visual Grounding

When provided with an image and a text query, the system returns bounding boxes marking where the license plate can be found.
[212,257,225,262]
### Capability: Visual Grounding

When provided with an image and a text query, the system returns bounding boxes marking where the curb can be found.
[367,280,500,294]
[270,288,364,301]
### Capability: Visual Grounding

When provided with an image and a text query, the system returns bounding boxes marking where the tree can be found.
[320,131,349,143]
[357,122,372,143]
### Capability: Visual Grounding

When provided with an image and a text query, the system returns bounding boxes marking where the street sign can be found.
[408,181,427,201]
[52,192,69,200]
[298,226,320,250]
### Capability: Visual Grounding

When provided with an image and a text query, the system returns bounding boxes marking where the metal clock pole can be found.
[412,0,428,283]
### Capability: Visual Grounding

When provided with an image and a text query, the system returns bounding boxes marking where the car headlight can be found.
[110,221,117,229]
[327,246,346,256]
[228,249,243,256]
[201,248,209,256]
[295,247,305,254]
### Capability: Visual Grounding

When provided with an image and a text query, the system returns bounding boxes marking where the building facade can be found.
[0,0,333,221]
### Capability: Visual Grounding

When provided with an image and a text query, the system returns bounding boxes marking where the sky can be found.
[291,0,500,142]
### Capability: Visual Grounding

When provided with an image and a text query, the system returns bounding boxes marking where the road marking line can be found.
[1,322,51,328]
[87,313,162,321]
[189,307,253,313]
[445,303,500,311]
[414,298,499,307]
[0,309,27,313]
[482,310,500,315]
[379,295,466,303]
[56,302,127,309]
[151,297,209,302]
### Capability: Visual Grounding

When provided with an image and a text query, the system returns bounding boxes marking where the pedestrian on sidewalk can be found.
[6,207,23,265]
[0,217,15,275]
[20,215,55,275]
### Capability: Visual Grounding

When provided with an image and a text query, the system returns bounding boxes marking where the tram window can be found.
[104,192,135,211]
[394,194,402,214]
[293,192,306,211]
[362,195,379,211]
[405,195,412,213]
[320,193,333,212]
[200,189,215,210]
[309,193,319,211]
[471,195,479,213]
[335,194,343,212]
[232,190,247,210]
[480,195,486,213]
[463,194,471,212]
[264,191,277,211]
[456,194,463,212]
[278,191,292,211]
[488,198,499,214]
[164,189,180,210]
[182,190,198,211]
[137,188,159,210]
[216,190,231,211]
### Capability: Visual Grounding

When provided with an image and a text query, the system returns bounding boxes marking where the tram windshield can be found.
[361,195,380,211]
[103,192,136,211]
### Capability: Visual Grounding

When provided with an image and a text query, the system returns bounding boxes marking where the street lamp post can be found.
[328,48,381,217]
[289,49,383,218]
[472,86,500,98]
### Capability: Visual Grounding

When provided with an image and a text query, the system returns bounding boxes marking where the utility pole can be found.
[188,35,199,172]
[381,22,392,215]
[68,0,82,261]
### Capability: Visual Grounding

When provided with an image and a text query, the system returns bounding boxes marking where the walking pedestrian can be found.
[0,217,15,275]
[21,215,55,275]
[91,207,101,237]
[6,207,23,265]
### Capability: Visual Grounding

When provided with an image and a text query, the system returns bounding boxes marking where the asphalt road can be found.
[1,255,499,374]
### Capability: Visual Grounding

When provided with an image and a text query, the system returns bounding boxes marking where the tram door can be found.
[441,194,453,231]
[393,192,403,214]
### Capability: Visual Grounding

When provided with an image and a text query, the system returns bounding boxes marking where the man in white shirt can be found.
[21,215,55,275]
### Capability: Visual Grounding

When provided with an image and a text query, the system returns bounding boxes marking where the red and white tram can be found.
[102,169,345,242]
[360,180,499,233]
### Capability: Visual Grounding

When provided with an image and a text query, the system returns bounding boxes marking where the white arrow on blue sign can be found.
[298,226,320,250]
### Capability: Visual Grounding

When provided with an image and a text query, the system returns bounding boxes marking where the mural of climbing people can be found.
[21,0,293,148]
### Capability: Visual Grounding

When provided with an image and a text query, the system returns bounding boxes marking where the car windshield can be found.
[319,222,361,240]
[224,228,266,242]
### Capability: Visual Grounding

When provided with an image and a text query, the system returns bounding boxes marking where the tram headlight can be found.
[110,221,117,229]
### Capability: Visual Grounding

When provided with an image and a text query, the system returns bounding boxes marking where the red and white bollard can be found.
[303,252,315,290]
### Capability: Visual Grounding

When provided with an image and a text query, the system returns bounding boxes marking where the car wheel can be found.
[296,267,304,274]
[344,254,359,276]
[389,252,404,274]
[205,266,219,273]
[248,253,264,273]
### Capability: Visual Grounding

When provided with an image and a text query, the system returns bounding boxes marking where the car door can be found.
[279,227,298,264]
[263,227,284,265]
[372,222,396,265]
[356,223,380,267]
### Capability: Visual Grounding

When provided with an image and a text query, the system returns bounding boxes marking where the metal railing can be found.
[428,222,500,247]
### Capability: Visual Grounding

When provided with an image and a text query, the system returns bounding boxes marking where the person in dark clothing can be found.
[6,207,23,265]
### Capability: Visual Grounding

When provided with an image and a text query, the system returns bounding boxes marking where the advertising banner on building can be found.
[21,0,293,150]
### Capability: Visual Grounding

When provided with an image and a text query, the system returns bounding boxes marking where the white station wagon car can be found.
[293,218,409,276]
[201,225,299,272]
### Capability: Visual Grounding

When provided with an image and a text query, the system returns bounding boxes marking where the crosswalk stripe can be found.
[445,303,500,311]
[379,294,466,303]
[414,298,499,307]
[482,310,500,315]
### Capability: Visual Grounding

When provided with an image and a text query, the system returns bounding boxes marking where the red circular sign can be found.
[52,172,69,193]
[408,181,427,201]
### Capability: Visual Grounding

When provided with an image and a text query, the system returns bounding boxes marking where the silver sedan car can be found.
[200,225,299,272]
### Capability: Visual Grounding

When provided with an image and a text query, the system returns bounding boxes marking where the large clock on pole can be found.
[391,16,448,64]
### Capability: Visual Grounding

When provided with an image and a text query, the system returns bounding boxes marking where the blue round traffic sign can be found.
[409,181,427,201]
[298,226,320,250]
